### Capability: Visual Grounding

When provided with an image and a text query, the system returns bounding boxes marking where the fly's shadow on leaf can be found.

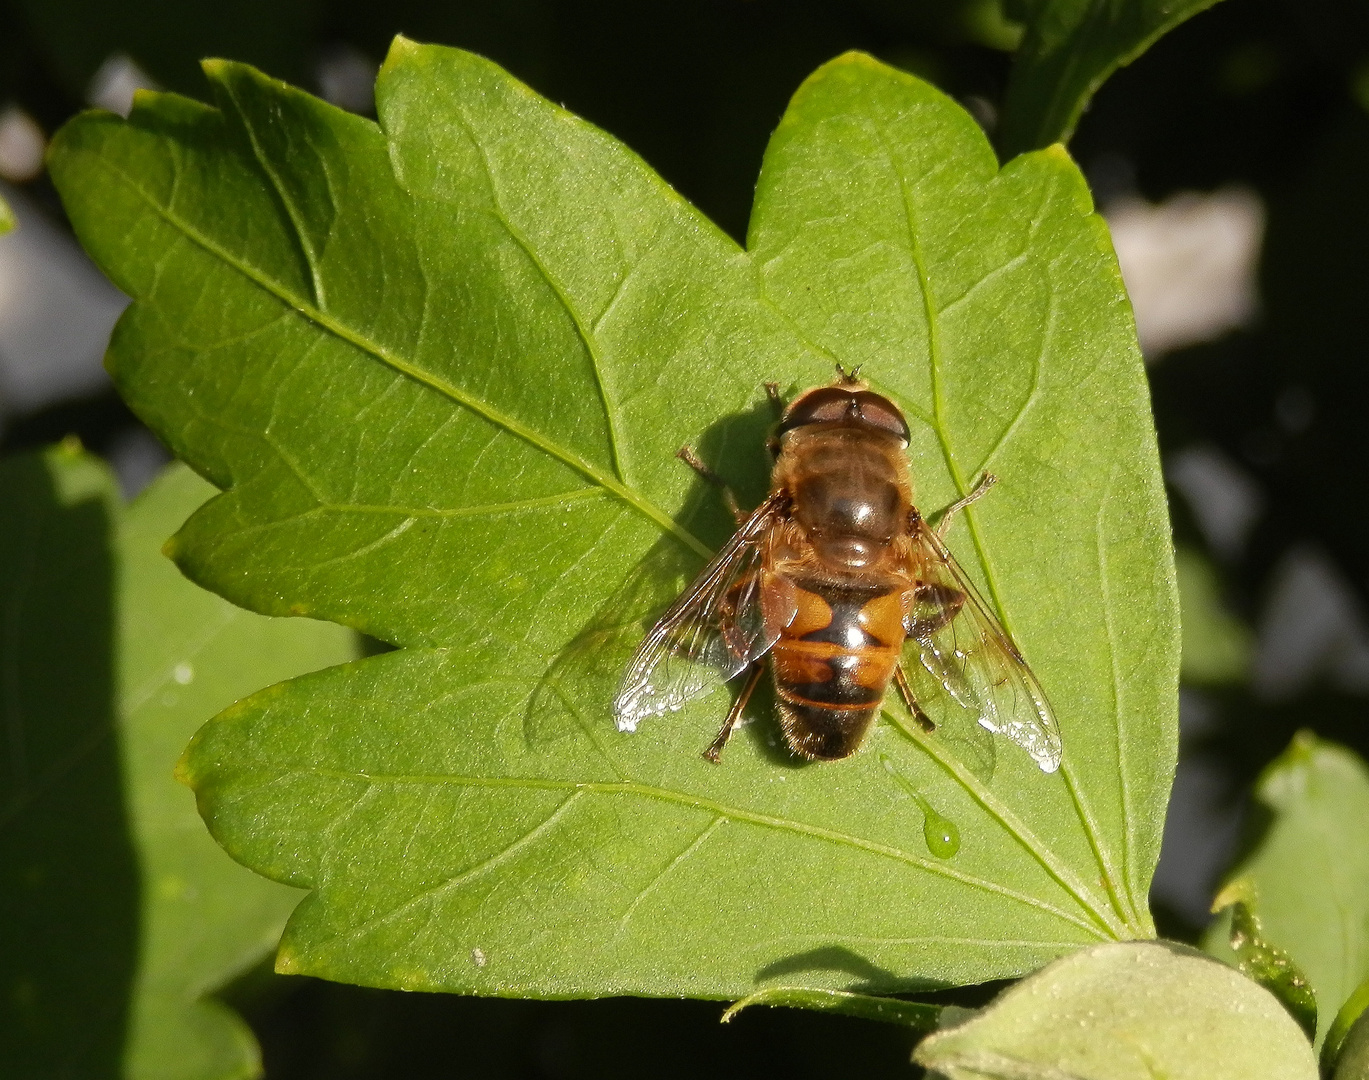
[524,531,698,749]
[525,389,784,751]
[756,945,945,995]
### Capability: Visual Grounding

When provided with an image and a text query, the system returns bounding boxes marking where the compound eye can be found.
[853,392,910,442]
[777,387,854,434]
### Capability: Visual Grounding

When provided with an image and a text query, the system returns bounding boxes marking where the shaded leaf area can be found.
[1327,980,1369,1076]
[915,941,1317,1080]
[1175,545,1252,686]
[1,445,131,1074]
[1332,990,1369,1080]
[0,192,13,233]
[1205,733,1369,1049]
[1,447,357,1079]
[997,0,1227,158]
[51,43,1175,997]
[121,463,360,1079]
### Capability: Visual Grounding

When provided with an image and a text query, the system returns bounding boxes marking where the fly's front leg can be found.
[764,381,784,418]
[704,661,765,763]
[677,446,745,524]
[935,472,997,538]
[893,665,936,733]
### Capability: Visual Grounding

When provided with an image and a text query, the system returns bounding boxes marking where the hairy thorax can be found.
[773,426,913,573]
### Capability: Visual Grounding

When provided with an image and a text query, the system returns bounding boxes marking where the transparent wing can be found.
[613,494,786,732]
[899,517,1063,773]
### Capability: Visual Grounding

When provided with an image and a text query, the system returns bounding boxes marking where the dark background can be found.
[3,0,1367,1075]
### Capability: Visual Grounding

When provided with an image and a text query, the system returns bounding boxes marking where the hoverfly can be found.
[613,367,1062,773]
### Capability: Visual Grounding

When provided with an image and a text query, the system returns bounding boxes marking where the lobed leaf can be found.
[49,42,1176,998]
[998,0,1228,158]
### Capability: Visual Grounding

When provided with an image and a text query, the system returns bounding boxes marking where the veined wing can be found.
[614,493,787,732]
[900,515,1063,773]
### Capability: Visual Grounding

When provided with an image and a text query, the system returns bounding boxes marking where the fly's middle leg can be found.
[936,472,997,538]
[676,446,745,524]
[704,661,765,762]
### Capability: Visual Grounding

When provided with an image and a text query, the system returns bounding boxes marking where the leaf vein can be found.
[614,815,725,938]
[303,768,1112,937]
[92,156,710,561]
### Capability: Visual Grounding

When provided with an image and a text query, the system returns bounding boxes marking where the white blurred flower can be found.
[1107,186,1265,359]
[1167,443,1264,561]
[0,105,46,183]
[0,184,127,416]
[316,44,378,115]
[1253,547,1369,701]
[88,53,158,117]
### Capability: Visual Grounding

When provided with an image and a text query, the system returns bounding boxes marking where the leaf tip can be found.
[172,745,196,788]
[274,946,302,975]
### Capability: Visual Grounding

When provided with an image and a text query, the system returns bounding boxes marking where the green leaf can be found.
[997,0,1228,159]
[49,43,1176,998]
[1205,733,1369,1049]
[1334,995,1369,1080]
[1327,978,1369,1076]
[0,447,357,1078]
[0,191,13,234]
[1176,545,1252,686]
[721,986,943,1029]
[914,941,1318,1080]
[1,444,130,1074]
[1210,879,1317,1040]
[120,462,359,1078]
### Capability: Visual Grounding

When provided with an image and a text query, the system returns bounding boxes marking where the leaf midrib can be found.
[97,154,710,563]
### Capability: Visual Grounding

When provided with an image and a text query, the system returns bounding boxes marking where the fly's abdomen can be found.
[770,577,905,760]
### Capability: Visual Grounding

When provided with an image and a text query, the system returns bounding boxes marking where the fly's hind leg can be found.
[936,472,997,538]
[677,446,745,524]
[704,661,766,763]
[894,665,936,733]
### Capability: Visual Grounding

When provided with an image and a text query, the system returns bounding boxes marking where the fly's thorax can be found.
[773,426,912,571]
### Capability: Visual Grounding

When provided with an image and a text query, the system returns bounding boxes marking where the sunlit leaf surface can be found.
[49,42,1176,997]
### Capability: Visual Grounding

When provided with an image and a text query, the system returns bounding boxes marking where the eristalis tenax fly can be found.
[614,367,1062,773]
